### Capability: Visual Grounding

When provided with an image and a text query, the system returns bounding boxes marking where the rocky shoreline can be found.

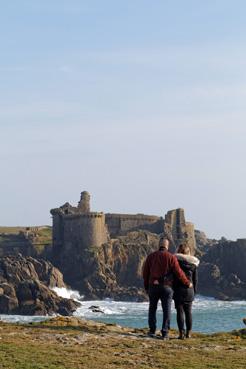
[1,192,246,304]
[0,255,80,315]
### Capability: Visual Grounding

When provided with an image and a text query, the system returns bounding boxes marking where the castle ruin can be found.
[50,191,196,255]
[49,191,196,296]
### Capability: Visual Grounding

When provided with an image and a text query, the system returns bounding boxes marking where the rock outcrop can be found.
[0,255,80,315]
[53,230,158,301]
[195,230,218,254]
[3,192,246,302]
[198,239,246,300]
[81,232,246,301]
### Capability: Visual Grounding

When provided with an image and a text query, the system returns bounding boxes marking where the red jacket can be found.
[143,249,190,290]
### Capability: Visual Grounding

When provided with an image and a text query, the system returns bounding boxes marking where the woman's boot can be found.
[186,330,192,338]
[178,330,185,340]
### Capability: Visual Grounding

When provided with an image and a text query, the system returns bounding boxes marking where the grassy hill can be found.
[0,317,245,369]
[0,226,52,256]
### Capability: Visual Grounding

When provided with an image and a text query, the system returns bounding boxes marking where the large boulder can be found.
[0,255,80,315]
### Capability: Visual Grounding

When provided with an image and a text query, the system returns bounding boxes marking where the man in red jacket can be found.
[143,237,192,339]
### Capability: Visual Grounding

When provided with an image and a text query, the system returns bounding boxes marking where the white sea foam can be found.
[54,288,246,333]
[74,301,128,318]
[51,287,83,302]
[31,287,246,319]
[0,288,245,333]
[0,315,50,324]
[193,295,246,311]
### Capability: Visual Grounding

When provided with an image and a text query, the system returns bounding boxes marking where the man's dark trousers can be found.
[148,285,173,337]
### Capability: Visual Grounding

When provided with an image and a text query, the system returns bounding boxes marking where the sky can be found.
[1,0,246,240]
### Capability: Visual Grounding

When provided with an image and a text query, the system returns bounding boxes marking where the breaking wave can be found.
[52,287,83,301]
[53,288,246,333]
[1,287,245,333]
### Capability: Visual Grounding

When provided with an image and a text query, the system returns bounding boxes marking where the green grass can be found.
[0,317,245,369]
[0,227,27,234]
[0,226,52,255]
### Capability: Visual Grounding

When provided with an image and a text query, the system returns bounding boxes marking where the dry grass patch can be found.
[0,317,245,369]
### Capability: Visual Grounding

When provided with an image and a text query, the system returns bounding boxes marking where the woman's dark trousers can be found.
[176,302,192,332]
[148,285,173,337]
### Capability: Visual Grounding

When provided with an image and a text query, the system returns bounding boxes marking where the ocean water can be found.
[1,287,245,334]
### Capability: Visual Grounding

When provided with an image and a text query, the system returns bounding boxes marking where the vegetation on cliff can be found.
[0,226,52,257]
[0,317,245,369]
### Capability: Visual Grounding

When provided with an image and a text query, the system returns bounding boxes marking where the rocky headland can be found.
[0,191,246,303]
[48,192,198,301]
[198,238,246,300]
[0,255,80,315]
[49,192,246,301]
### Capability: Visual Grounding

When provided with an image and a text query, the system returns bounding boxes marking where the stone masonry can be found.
[50,191,196,254]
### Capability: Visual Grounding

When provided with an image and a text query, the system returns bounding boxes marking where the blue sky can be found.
[1,1,246,239]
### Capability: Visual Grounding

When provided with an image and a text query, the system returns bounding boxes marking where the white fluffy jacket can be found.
[175,253,200,267]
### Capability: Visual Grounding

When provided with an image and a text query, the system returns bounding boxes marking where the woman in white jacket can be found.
[173,244,200,339]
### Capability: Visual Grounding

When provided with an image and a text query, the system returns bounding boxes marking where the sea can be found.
[0,287,245,334]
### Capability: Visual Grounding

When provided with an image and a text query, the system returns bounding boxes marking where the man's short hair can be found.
[159,237,169,247]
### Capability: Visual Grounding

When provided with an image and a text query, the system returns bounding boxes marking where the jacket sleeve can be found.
[142,256,150,291]
[171,256,190,287]
[192,267,198,294]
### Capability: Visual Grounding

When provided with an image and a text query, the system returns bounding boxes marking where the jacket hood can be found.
[175,253,200,267]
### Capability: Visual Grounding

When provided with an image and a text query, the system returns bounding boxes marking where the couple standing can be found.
[143,237,199,340]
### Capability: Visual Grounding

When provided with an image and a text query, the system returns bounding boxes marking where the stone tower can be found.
[51,192,108,252]
[164,208,196,254]
[78,191,90,213]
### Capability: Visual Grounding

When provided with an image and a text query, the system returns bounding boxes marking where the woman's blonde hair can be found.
[177,243,190,255]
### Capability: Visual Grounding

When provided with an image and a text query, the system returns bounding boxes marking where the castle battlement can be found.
[60,212,104,220]
[105,213,160,221]
[50,191,196,256]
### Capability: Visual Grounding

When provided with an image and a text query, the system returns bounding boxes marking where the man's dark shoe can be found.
[147,331,156,338]
[161,331,169,340]
[161,335,169,341]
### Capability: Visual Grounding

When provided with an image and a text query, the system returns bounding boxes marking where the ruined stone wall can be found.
[164,208,196,254]
[185,222,196,255]
[52,214,63,247]
[105,214,163,237]
[51,193,196,254]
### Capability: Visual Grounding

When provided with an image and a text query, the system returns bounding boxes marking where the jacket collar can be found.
[175,253,200,267]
